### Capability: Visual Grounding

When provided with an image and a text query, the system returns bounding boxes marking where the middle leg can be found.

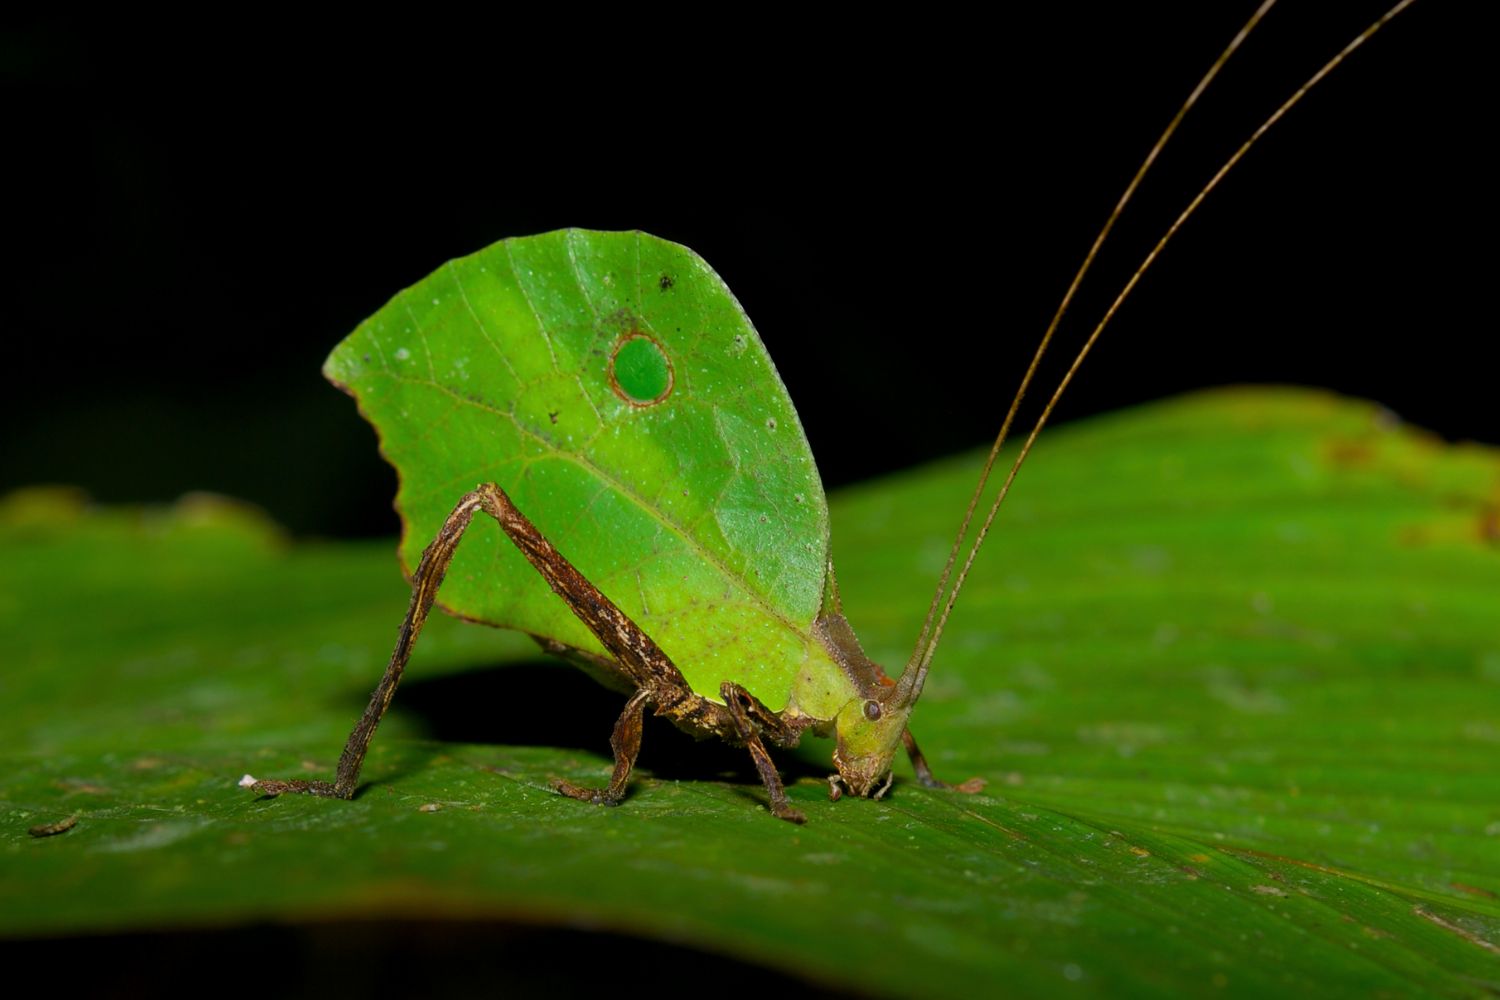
[555,687,653,806]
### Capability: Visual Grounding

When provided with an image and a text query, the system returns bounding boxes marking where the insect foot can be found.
[552,779,622,806]
[238,775,347,799]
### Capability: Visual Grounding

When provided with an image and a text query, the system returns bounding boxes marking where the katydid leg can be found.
[721,681,806,824]
[251,489,489,799]
[250,482,694,801]
[555,687,653,806]
[902,729,986,794]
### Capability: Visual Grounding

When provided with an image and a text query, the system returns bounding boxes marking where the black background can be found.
[6,3,1486,541]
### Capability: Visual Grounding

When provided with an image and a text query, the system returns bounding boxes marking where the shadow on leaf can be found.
[391,659,830,787]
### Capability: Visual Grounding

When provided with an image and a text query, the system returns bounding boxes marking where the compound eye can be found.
[862,700,883,721]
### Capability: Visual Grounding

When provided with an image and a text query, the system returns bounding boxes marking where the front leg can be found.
[720,681,806,824]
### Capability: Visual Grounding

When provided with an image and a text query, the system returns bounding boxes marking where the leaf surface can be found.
[3,389,1499,997]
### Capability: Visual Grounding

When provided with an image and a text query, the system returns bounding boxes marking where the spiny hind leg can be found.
[720,681,807,824]
[903,729,986,794]
[554,687,653,806]
[247,482,694,801]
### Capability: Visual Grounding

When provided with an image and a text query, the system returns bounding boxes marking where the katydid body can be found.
[247,2,1414,821]
[249,482,968,823]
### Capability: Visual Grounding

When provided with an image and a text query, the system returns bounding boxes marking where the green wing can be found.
[325,230,832,708]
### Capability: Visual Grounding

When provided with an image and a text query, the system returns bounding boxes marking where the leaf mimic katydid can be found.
[244,2,1416,822]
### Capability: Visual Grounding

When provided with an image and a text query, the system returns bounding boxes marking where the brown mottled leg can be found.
[721,682,805,824]
[902,729,986,793]
[249,489,492,800]
[249,482,695,802]
[555,687,652,806]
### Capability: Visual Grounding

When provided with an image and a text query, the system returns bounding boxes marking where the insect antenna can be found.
[903,3,1279,676]
[895,0,1418,708]
[901,0,1277,686]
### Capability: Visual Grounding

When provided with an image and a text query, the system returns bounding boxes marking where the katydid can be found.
[244,1,1416,822]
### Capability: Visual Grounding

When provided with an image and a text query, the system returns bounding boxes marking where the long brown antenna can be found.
[903,1,1278,672]
[896,0,1419,708]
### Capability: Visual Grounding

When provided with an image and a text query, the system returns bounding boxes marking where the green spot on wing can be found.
[610,334,672,405]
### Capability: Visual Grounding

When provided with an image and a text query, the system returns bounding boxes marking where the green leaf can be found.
[4,389,1499,997]
[325,230,832,708]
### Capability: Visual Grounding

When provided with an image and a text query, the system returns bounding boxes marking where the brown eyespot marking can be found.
[609,332,674,407]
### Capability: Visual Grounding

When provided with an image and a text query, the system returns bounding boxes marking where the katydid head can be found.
[826,608,945,799]
[815,575,922,800]
[829,690,911,800]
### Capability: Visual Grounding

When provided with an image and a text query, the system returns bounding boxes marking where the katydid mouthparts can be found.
[242,1,1416,822]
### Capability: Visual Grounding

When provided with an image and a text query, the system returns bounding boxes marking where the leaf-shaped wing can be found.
[324,230,832,707]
